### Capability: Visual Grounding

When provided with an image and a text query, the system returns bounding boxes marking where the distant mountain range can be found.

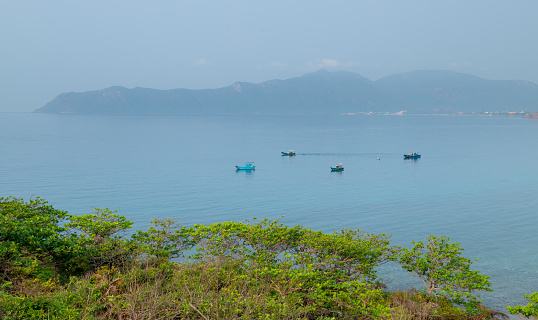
[34,69,538,115]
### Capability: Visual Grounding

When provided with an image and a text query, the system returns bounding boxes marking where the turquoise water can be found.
[1,113,537,312]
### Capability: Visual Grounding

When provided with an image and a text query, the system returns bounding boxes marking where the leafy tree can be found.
[66,208,134,269]
[188,218,395,279]
[132,218,193,261]
[66,208,132,243]
[508,292,538,319]
[397,235,491,312]
[185,218,394,317]
[0,196,81,283]
[2,197,506,318]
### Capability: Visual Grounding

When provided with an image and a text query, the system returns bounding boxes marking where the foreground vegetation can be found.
[0,196,530,319]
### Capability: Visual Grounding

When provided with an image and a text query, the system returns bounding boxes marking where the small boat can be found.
[281,150,296,156]
[404,152,421,159]
[331,163,344,172]
[235,162,255,170]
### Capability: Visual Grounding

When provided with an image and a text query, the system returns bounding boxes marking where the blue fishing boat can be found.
[281,150,296,156]
[235,162,255,170]
[331,164,344,172]
[404,152,421,159]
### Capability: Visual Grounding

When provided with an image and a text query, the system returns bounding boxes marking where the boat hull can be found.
[331,167,344,172]
[235,161,255,170]
[236,166,255,170]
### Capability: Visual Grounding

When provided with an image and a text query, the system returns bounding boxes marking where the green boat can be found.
[331,164,344,172]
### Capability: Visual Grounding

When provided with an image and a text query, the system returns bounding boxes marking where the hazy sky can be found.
[2,1,538,112]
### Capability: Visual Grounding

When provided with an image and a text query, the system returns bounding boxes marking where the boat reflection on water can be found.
[236,169,254,175]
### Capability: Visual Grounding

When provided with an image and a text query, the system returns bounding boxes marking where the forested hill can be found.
[34,69,538,115]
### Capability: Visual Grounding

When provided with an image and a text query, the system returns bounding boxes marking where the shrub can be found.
[0,196,82,283]
[397,235,492,313]
[508,292,538,319]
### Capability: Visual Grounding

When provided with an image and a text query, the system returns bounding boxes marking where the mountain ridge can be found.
[34,70,538,115]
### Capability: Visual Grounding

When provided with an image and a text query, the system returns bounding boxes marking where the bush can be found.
[397,235,492,313]
[0,196,83,284]
[183,218,395,317]
[1,197,507,318]
[508,292,538,319]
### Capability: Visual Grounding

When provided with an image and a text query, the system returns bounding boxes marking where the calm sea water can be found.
[1,113,537,312]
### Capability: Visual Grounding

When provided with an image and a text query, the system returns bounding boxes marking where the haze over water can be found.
[1,113,537,312]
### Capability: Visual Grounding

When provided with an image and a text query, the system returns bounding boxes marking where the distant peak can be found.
[233,82,242,92]
[300,69,372,83]
[101,86,128,90]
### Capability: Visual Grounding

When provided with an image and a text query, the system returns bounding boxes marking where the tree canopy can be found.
[0,196,506,319]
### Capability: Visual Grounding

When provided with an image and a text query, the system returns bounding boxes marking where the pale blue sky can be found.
[1,1,537,112]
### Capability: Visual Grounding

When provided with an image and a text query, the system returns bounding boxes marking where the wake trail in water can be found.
[298,153,397,157]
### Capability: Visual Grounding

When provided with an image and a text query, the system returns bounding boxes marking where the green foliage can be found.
[188,218,395,277]
[66,208,132,242]
[2,197,505,318]
[185,218,394,317]
[66,208,135,270]
[0,196,82,283]
[0,290,81,320]
[132,218,192,261]
[508,292,538,319]
[397,235,492,313]
[0,198,136,285]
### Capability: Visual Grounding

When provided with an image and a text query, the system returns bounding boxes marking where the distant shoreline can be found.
[8,111,536,117]
[33,70,538,115]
